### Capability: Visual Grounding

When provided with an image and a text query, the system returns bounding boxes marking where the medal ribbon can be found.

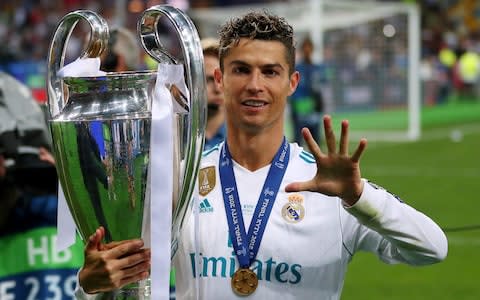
[219,138,290,268]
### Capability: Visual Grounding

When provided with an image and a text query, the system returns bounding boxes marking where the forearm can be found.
[344,179,448,265]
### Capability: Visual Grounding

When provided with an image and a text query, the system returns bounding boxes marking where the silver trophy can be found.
[47,6,206,299]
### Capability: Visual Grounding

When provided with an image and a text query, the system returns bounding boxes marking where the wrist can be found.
[79,268,96,295]
[341,180,364,207]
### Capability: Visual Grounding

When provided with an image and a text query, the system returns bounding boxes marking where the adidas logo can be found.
[199,199,214,213]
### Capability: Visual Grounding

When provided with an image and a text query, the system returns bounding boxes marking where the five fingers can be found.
[83,227,151,292]
[285,115,367,194]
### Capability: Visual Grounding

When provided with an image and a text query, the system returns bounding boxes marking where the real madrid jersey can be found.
[173,142,447,300]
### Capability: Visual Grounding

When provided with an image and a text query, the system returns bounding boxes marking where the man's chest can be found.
[195,183,344,269]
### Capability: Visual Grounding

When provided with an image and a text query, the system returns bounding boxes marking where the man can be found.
[100,27,141,72]
[76,11,447,299]
[202,38,226,150]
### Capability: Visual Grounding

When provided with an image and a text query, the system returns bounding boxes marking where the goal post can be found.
[190,0,421,141]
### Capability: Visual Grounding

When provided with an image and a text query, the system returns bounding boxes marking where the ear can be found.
[214,68,223,90]
[288,71,300,96]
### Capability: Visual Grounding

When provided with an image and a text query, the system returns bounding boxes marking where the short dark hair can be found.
[201,38,220,58]
[218,11,295,74]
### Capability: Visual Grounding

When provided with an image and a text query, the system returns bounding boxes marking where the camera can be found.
[0,72,57,194]
[0,129,57,194]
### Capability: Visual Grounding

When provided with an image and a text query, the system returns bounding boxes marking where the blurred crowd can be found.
[2,0,479,106]
[420,0,480,103]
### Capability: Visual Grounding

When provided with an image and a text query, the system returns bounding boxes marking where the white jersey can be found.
[173,142,447,300]
[75,142,447,300]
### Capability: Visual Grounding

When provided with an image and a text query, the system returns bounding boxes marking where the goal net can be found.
[190,0,421,141]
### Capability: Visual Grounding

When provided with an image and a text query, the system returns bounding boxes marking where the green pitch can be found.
[337,101,480,300]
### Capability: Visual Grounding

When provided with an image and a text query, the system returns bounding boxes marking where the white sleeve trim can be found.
[74,269,99,300]
[343,179,386,222]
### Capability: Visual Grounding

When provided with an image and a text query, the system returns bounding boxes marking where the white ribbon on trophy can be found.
[150,63,189,299]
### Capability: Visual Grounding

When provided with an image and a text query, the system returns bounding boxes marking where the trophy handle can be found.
[138,6,207,237]
[46,10,109,118]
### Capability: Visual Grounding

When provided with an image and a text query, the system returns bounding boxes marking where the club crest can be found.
[199,166,216,196]
[281,194,305,223]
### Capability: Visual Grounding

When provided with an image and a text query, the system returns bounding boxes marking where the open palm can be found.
[285,115,367,206]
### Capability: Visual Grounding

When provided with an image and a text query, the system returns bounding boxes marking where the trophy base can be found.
[114,278,151,300]
[94,278,151,300]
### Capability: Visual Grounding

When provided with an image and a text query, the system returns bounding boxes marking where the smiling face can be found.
[215,38,299,136]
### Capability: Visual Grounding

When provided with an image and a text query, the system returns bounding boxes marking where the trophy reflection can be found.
[47,5,206,299]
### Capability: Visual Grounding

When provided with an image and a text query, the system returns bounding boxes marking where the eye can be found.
[233,66,250,74]
[263,68,279,77]
[206,76,215,85]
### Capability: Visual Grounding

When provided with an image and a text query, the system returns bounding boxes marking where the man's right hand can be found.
[79,227,151,294]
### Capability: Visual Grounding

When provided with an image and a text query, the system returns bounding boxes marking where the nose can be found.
[246,70,263,94]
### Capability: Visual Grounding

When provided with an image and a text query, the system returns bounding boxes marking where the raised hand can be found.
[79,227,151,294]
[285,115,367,206]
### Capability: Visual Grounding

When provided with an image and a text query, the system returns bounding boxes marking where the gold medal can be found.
[231,268,258,296]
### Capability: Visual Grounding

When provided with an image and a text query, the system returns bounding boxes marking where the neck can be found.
[226,128,284,171]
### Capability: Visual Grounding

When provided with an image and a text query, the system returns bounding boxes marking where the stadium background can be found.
[1,0,479,299]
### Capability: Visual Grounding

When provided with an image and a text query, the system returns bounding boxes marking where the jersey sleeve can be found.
[342,179,448,265]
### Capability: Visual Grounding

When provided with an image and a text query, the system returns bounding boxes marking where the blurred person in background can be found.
[455,36,480,100]
[202,37,226,150]
[100,27,141,72]
[289,36,325,146]
[0,71,84,299]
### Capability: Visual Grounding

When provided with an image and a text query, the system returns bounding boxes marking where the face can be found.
[204,54,224,113]
[302,41,313,58]
[215,38,299,134]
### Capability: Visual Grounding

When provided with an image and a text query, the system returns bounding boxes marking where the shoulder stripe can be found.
[300,150,314,160]
[202,144,220,157]
[299,152,315,164]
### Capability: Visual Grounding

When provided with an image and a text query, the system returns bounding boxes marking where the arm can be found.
[343,180,447,264]
[75,227,151,296]
[285,115,447,264]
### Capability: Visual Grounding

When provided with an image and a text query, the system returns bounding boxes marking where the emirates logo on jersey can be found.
[199,166,215,196]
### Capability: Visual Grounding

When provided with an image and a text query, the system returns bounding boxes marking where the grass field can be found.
[331,101,480,300]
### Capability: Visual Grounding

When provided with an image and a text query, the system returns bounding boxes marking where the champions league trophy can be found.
[46,6,206,299]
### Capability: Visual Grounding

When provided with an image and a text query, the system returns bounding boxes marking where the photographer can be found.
[0,72,84,299]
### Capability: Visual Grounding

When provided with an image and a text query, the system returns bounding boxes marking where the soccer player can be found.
[76,10,447,299]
